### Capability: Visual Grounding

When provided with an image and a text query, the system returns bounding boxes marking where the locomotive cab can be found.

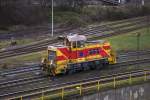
[64,34,87,48]
[48,50,56,67]
[41,46,57,75]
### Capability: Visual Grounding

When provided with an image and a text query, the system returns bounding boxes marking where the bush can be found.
[81,4,150,23]
[52,11,86,27]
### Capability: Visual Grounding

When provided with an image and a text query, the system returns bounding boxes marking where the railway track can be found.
[0,50,149,76]
[22,69,150,100]
[0,24,74,40]
[0,50,149,82]
[74,17,147,35]
[0,56,150,99]
[0,55,148,91]
[3,67,150,100]
[118,50,150,58]
[0,16,149,59]
[0,64,40,77]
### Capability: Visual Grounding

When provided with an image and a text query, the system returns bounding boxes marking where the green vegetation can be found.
[49,5,150,27]
[1,2,150,30]
[0,39,36,49]
[53,11,86,27]
[0,51,46,69]
[106,27,150,51]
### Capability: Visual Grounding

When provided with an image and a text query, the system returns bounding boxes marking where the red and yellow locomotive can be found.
[41,34,116,76]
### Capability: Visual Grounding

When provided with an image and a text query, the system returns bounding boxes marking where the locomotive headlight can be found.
[50,60,53,65]
[50,60,55,68]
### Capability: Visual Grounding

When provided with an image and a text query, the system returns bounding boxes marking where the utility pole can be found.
[51,0,54,37]
[135,0,138,7]
[147,15,150,34]
[137,33,141,60]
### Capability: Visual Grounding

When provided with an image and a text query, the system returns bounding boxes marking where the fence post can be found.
[20,96,22,100]
[97,81,100,91]
[80,84,82,96]
[114,77,116,88]
[41,91,44,100]
[62,88,64,100]
[144,71,147,81]
[129,74,132,84]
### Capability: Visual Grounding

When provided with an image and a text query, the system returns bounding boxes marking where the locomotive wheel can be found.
[66,64,76,74]
[77,63,82,71]
[83,63,90,71]
[102,61,109,69]
[68,69,74,74]
[95,61,103,70]
[62,69,67,75]
[89,61,96,70]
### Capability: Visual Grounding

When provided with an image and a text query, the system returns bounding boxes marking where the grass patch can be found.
[0,51,46,69]
[105,27,150,51]
[0,38,37,49]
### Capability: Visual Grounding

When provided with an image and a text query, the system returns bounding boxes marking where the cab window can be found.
[48,50,56,60]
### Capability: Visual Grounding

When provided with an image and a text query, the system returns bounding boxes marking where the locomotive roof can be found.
[67,34,87,42]
[86,40,105,44]
[48,45,66,50]
[47,39,108,50]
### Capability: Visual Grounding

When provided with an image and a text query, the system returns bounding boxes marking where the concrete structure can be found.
[127,0,150,5]
[84,0,150,5]
[83,0,120,5]
[1,0,149,7]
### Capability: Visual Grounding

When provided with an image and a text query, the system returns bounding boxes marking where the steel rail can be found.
[0,17,145,53]
[8,69,150,100]
[78,18,147,35]
[0,50,149,84]
[0,50,149,86]
[0,50,150,77]
[118,50,150,58]
[0,58,150,99]
[0,76,45,89]
[0,16,146,50]
[0,64,40,77]
[90,22,150,39]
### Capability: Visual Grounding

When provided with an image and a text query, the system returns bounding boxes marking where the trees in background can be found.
[0,0,150,28]
[0,0,85,27]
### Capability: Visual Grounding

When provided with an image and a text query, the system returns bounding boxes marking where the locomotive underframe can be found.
[42,58,109,76]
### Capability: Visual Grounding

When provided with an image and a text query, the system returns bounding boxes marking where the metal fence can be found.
[10,70,150,100]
